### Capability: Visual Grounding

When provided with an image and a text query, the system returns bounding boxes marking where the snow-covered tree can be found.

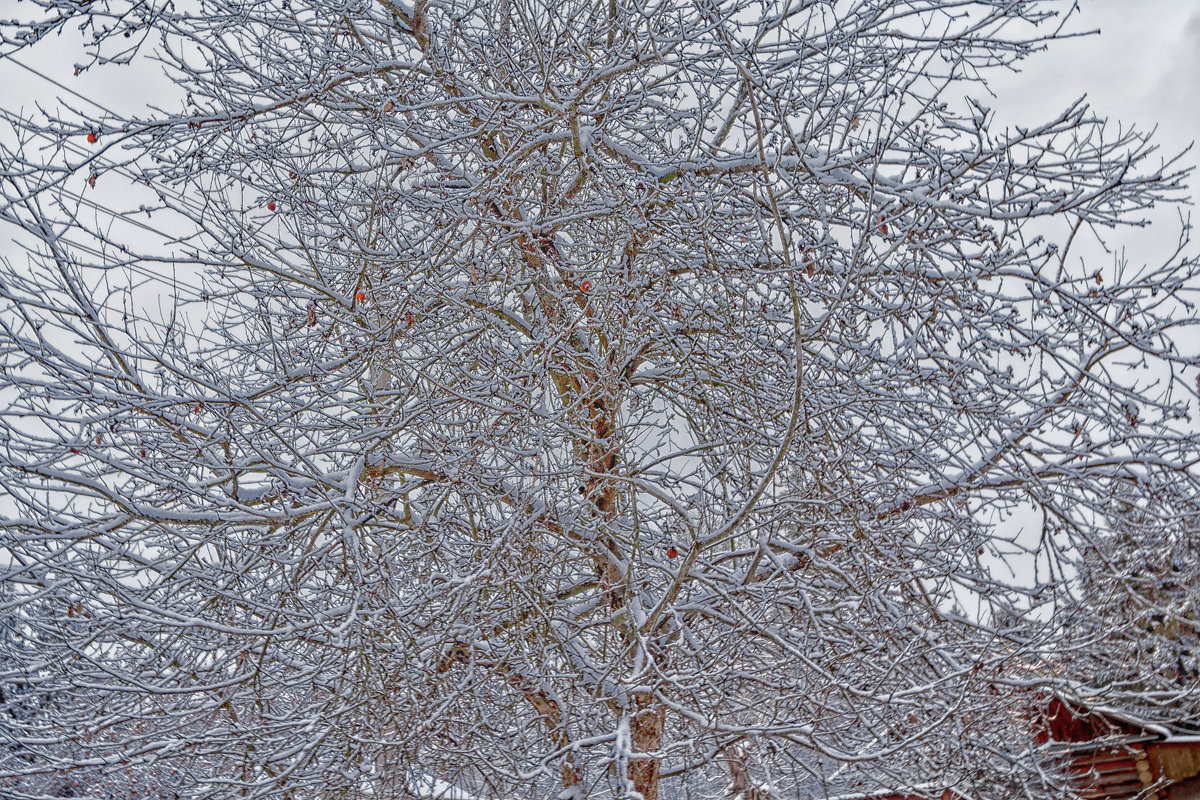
[1059,489,1200,729]
[2,1,1199,799]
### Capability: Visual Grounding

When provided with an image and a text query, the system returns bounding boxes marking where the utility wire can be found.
[8,55,123,117]
[0,65,220,301]
[2,55,303,303]
[4,56,206,212]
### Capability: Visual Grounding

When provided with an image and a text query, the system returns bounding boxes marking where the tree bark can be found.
[629,693,665,800]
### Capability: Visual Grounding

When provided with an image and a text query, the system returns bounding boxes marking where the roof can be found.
[835,697,1200,800]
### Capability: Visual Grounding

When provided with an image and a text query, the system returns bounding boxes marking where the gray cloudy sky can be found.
[0,1,1195,543]
[992,1,1199,152]
[1,0,1197,257]
[981,1,1200,266]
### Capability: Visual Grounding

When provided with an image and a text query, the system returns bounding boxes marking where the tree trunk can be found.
[629,693,665,800]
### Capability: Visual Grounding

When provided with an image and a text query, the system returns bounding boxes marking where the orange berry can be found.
[86,132,97,143]
[355,291,366,303]
[580,280,593,293]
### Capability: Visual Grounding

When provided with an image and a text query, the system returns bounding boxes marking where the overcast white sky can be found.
[991,0,1200,157]
[3,0,1196,247]
[0,0,1195,581]
[0,0,1196,315]
[1,1,1195,382]
[986,1,1200,263]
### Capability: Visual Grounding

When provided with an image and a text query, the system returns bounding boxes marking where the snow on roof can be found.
[1071,701,1200,744]
[406,774,479,800]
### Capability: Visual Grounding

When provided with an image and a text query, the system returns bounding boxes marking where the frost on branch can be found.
[1,1,1199,800]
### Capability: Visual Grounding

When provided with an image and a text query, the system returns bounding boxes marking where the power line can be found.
[3,56,204,212]
[0,55,311,304]
[0,62,223,301]
[0,70,356,309]
[7,55,125,120]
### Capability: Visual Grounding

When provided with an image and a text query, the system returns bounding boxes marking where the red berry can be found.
[86,132,97,143]
[355,291,366,303]
[666,547,678,558]
[580,280,593,293]
[267,201,276,211]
